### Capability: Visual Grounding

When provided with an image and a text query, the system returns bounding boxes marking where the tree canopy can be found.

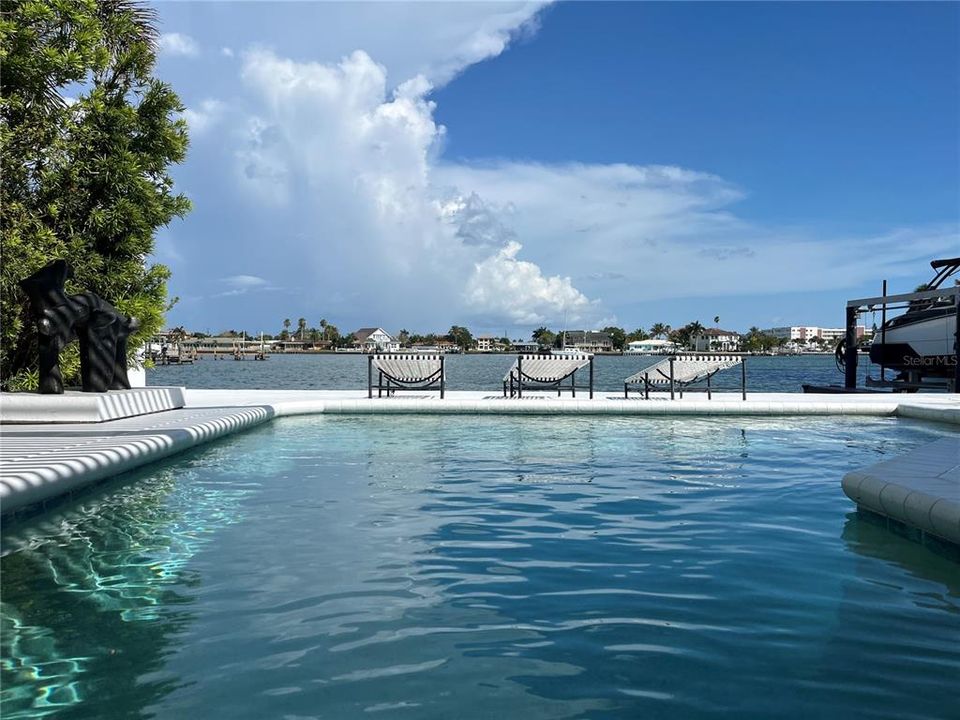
[1,0,191,390]
[447,325,474,351]
[531,326,556,348]
[601,326,627,350]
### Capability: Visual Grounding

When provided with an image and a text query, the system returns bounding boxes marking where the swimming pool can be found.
[2,416,957,719]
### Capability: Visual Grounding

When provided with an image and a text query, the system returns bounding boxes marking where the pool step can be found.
[843,437,960,545]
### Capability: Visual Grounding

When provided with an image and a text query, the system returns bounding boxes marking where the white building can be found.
[626,339,679,354]
[765,326,865,343]
[692,328,741,352]
[353,327,400,353]
[475,334,503,352]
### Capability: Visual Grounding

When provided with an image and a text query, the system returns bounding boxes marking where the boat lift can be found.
[842,283,960,392]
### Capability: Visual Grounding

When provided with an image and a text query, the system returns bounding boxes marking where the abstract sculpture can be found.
[19,260,140,394]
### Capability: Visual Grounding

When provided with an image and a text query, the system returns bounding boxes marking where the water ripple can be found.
[2,415,957,719]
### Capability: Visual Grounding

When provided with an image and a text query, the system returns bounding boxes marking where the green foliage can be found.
[626,327,649,343]
[447,325,474,350]
[740,326,778,352]
[602,326,626,350]
[1,0,190,390]
[531,326,555,348]
[649,323,671,339]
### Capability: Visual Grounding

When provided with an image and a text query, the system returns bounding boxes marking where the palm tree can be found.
[650,323,670,339]
[297,317,306,340]
[319,318,328,342]
[686,321,705,350]
[168,325,187,358]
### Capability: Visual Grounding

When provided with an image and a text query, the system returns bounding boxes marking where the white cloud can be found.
[228,46,601,329]
[214,274,277,297]
[435,161,959,307]
[159,32,199,57]
[222,275,267,288]
[181,99,226,135]
[423,2,548,85]
[465,241,594,324]
[166,2,958,334]
[221,47,234,58]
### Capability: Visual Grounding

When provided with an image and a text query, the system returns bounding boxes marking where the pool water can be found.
[2,416,957,719]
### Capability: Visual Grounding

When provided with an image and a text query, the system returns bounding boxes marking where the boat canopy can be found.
[928,257,960,289]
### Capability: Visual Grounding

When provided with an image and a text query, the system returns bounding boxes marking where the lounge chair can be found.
[503,353,594,398]
[624,355,746,400]
[368,354,445,398]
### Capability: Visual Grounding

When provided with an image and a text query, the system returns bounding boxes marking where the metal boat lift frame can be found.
[844,284,960,392]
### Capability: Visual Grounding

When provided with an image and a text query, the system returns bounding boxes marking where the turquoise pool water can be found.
[2,416,957,719]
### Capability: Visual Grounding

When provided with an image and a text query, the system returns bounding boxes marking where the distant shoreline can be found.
[189,349,839,357]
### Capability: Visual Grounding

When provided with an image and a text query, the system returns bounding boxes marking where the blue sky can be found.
[152,1,959,338]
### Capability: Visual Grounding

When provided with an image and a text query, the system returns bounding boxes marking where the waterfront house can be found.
[562,330,613,352]
[692,328,741,352]
[192,335,265,353]
[476,334,506,352]
[476,334,495,351]
[274,340,311,352]
[626,338,680,354]
[353,328,400,353]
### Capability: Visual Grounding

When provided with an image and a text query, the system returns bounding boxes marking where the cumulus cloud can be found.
[158,32,199,57]
[434,160,958,309]
[164,1,957,334]
[225,45,596,329]
[180,99,226,134]
[438,192,516,247]
[465,241,594,324]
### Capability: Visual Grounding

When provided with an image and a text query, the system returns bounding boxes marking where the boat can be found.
[552,330,593,357]
[867,257,958,380]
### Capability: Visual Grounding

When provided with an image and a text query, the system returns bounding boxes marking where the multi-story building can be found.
[353,327,400,353]
[692,328,741,352]
[764,326,865,343]
[475,334,503,352]
[561,330,613,352]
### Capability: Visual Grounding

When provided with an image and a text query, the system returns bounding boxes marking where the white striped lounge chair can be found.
[368,354,445,398]
[624,355,746,400]
[503,353,594,398]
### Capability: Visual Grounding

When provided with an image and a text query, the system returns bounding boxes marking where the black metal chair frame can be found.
[503,354,594,399]
[624,355,747,400]
[368,354,445,398]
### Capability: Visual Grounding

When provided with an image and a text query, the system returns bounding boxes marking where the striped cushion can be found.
[625,355,741,385]
[372,355,443,382]
[504,354,591,383]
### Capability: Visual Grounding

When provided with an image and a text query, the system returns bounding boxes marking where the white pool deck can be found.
[1,389,958,545]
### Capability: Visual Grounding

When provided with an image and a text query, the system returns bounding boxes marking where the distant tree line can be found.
[185,318,837,353]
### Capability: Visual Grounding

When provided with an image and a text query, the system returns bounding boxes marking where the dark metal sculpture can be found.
[19,260,140,394]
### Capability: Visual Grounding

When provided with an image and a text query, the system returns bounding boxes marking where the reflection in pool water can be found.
[1,416,957,719]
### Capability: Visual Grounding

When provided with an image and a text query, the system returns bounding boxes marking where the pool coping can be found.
[1,390,958,520]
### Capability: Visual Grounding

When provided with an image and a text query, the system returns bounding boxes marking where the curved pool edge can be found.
[2,390,958,518]
[0,405,275,516]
